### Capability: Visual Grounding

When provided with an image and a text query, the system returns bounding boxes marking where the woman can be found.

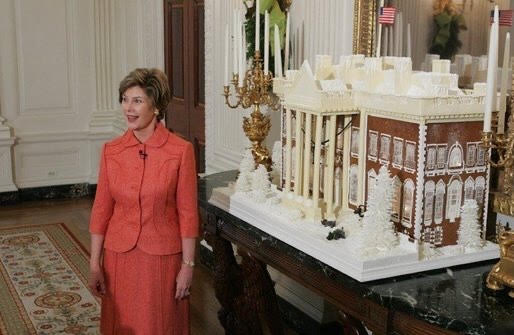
[88,68,198,334]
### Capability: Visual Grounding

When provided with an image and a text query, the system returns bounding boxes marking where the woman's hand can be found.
[88,265,106,298]
[175,265,194,300]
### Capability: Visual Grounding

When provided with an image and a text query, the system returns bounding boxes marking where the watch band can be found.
[182,259,195,267]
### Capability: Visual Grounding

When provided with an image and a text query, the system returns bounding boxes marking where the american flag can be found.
[490,9,513,27]
[378,7,396,25]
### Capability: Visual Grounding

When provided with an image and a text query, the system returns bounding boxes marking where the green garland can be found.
[429,9,467,60]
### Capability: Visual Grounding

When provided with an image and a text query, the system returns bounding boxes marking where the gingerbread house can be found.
[274,55,489,247]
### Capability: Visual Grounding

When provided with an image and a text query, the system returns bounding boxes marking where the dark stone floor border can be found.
[0,184,97,206]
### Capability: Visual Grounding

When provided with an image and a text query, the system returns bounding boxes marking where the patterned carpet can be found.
[0,223,100,334]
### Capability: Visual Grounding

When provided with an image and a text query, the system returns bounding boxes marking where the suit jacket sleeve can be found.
[89,144,114,235]
[177,142,199,238]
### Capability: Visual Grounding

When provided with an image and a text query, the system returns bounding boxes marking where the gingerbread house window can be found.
[424,181,435,225]
[391,176,402,222]
[402,179,415,227]
[380,134,391,162]
[426,145,436,170]
[368,131,378,159]
[367,169,376,203]
[477,145,486,166]
[351,127,360,157]
[446,177,463,222]
[448,143,464,169]
[434,226,443,246]
[435,180,446,224]
[475,176,485,205]
[405,141,416,171]
[466,143,477,167]
[393,138,403,168]
[349,164,359,205]
[464,176,475,200]
[437,145,447,169]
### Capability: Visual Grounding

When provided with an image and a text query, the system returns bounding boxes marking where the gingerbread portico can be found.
[273,55,489,247]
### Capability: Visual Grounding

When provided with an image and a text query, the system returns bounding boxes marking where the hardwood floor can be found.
[0,198,224,335]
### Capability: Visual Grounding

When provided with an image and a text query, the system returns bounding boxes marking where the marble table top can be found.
[198,171,514,335]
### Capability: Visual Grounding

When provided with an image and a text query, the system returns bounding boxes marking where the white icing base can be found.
[209,186,499,282]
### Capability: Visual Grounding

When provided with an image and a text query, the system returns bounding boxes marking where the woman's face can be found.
[121,86,158,131]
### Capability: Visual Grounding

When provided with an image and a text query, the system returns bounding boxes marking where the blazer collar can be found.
[122,122,169,148]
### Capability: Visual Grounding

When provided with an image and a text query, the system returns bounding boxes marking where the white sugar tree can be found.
[235,149,255,193]
[458,199,483,249]
[251,164,271,203]
[271,141,282,186]
[357,166,398,257]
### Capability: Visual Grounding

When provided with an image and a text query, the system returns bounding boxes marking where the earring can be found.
[154,111,159,115]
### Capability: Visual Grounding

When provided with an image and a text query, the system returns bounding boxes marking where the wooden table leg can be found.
[338,310,368,335]
[204,214,284,335]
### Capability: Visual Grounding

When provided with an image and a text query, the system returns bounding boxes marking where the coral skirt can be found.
[101,247,189,335]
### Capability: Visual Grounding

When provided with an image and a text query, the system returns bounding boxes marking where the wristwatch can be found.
[182,259,195,267]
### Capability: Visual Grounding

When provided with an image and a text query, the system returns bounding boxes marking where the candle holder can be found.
[482,113,514,298]
[223,50,281,171]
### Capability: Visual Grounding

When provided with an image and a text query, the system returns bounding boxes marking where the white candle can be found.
[237,15,244,87]
[376,0,384,57]
[300,21,305,66]
[224,23,229,85]
[264,11,269,75]
[407,23,411,58]
[499,32,510,134]
[295,28,299,69]
[274,24,282,77]
[484,6,499,132]
[255,0,260,52]
[242,19,247,76]
[233,10,238,75]
[284,12,290,72]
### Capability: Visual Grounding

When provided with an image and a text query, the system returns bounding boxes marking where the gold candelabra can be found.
[223,50,281,171]
[482,112,514,298]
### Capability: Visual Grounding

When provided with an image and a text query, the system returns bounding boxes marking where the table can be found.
[198,171,513,335]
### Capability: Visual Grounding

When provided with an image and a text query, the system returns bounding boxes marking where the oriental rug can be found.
[0,223,100,334]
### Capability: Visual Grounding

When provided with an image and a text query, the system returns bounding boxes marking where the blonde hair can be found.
[118,68,170,121]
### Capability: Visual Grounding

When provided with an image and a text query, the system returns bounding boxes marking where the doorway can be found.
[164,0,205,173]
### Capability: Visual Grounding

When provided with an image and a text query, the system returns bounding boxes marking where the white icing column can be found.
[357,113,367,205]
[312,114,323,206]
[341,116,351,209]
[89,0,124,134]
[325,115,337,219]
[414,123,427,241]
[294,111,304,196]
[302,113,312,199]
[0,116,17,192]
[285,109,293,192]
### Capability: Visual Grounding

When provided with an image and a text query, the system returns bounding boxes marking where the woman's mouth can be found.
[127,115,139,122]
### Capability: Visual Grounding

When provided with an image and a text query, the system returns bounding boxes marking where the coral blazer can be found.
[89,122,199,255]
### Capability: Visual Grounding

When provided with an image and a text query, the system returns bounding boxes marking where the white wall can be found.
[0,0,164,190]
[205,0,355,174]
